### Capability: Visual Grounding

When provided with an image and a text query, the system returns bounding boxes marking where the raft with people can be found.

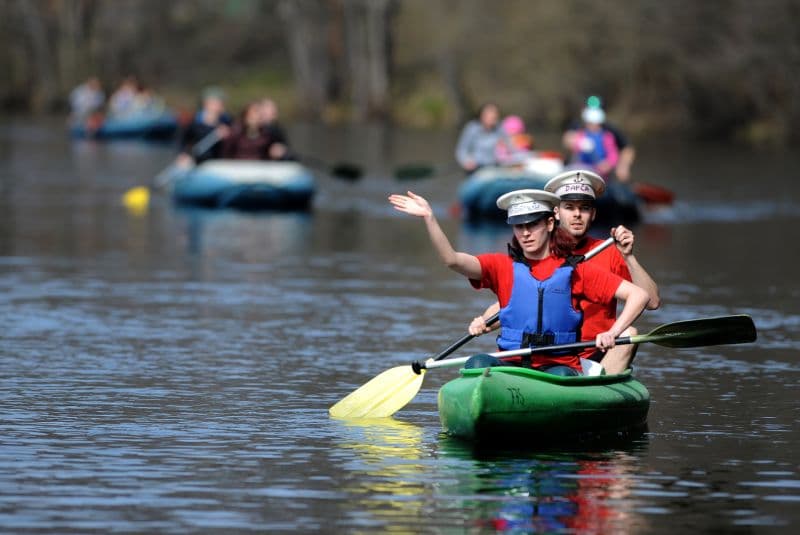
[167,159,315,211]
[458,162,644,225]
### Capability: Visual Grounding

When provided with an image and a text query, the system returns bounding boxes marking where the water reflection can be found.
[435,433,651,533]
[3,120,800,531]
[172,208,313,260]
[335,418,429,528]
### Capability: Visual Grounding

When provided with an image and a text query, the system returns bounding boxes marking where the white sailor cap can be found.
[544,169,606,201]
[581,106,605,124]
[496,189,560,225]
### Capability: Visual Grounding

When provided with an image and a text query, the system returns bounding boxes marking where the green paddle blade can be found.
[635,314,757,348]
[329,366,424,419]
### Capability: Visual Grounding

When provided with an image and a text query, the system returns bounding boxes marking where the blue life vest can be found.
[497,260,583,353]
[577,129,607,166]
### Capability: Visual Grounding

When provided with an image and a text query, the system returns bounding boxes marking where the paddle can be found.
[153,129,222,189]
[328,237,615,419]
[394,163,436,181]
[331,314,756,419]
[418,314,757,371]
[328,313,500,419]
[299,155,363,181]
[121,129,222,212]
[633,181,675,205]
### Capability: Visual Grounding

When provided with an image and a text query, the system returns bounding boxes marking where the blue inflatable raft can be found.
[169,160,315,211]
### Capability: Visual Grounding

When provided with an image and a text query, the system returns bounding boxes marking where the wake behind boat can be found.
[168,159,315,211]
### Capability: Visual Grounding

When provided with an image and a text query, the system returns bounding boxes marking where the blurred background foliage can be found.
[2,0,798,144]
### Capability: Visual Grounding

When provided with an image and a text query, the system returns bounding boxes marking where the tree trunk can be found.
[15,0,59,111]
[343,0,393,121]
[277,0,332,118]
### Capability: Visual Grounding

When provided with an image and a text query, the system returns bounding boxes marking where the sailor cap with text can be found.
[544,169,606,201]
[496,189,560,225]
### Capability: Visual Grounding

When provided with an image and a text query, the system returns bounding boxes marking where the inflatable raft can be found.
[169,159,315,211]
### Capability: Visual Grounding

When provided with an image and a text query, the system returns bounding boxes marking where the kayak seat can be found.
[581,358,605,376]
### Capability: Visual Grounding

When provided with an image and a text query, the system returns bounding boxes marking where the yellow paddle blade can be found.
[329,366,425,419]
[122,186,150,214]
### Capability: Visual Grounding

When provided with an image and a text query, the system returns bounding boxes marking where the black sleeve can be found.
[266,123,288,145]
[604,123,629,149]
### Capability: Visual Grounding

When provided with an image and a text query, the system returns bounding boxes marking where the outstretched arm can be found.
[611,225,661,310]
[389,191,482,280]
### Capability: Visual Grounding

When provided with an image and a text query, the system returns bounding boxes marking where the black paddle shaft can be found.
[481,315,758,359]
[411,313,500,374]
[434,312,499,361]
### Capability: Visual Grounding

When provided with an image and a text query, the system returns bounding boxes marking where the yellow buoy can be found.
[122,186,150,214]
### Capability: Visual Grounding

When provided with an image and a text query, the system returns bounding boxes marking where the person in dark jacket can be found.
[178,87,232,165]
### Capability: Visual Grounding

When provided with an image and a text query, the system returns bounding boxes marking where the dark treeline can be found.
[2,0,798,143]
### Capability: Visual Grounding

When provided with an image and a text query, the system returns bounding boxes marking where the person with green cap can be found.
[388,189,649,376]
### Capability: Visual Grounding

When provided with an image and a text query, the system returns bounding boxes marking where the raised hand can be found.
[388,191,433,218]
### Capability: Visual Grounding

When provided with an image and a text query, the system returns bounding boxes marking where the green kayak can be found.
[437,366,650,442]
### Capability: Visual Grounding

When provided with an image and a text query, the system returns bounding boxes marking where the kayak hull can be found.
[170,160,315,211]
[438,366,650,443]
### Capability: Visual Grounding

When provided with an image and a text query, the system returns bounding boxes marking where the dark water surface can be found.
[1,118,799,533]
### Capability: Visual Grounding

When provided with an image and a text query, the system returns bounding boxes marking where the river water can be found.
[0,118,798,533]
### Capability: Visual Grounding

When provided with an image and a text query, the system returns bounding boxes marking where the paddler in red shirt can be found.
[468,170,660,374]
[388,188,650,376]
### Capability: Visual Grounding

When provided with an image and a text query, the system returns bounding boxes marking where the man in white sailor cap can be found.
[389,189,650,376]
[469,169,660,374]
